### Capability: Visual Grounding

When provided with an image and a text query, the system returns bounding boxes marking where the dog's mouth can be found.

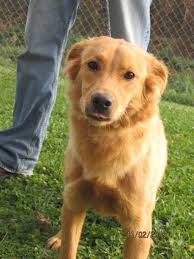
[87,112,111,121]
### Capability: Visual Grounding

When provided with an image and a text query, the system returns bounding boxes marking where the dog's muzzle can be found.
[85,92,113,121]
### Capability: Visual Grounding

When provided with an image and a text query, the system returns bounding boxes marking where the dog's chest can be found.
[74,128,148,183]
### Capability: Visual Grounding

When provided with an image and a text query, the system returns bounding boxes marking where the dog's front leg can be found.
[59,206,86,259]
[59,179,90,259]
[122,213,152,259]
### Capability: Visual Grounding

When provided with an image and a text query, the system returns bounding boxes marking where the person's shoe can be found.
[0,167,16,178]
[0,167,33,178]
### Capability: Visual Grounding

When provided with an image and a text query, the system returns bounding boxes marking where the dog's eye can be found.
[124,71,135,80]
[87,61,99,71]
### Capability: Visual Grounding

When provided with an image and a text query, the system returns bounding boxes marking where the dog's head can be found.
[66,36,168,127]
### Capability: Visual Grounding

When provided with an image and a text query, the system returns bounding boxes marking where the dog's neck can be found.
[68,108,160,186]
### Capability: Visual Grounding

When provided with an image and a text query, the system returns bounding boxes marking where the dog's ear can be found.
[144,54,169,103]
[65,39,89,80]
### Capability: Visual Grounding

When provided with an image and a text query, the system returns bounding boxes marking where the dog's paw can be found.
[48,230,62,251]
[150,238,155,248]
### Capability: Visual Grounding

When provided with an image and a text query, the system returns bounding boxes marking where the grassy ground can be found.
[157,48,194,106]
[0,58,193,259]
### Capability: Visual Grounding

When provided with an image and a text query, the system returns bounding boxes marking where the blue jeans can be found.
[0,0,152,175]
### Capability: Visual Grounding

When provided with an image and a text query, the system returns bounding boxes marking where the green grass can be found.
[0,58,193,259]
[156,47,194,106]
[163,71,194,106]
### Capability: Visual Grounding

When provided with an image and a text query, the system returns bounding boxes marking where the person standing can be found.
[0,0,152,177]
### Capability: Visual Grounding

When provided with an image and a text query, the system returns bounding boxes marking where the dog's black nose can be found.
[91,93,113,112]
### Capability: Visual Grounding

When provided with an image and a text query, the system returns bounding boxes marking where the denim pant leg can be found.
[0,0,80,175]
[108,0,152,50]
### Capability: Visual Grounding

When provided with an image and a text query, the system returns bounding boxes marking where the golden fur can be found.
[48,36,168,259]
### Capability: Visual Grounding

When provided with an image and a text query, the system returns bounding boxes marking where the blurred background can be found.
[0,0,194,105]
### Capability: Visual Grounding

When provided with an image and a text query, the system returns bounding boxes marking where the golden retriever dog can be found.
[48,36,168,259]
